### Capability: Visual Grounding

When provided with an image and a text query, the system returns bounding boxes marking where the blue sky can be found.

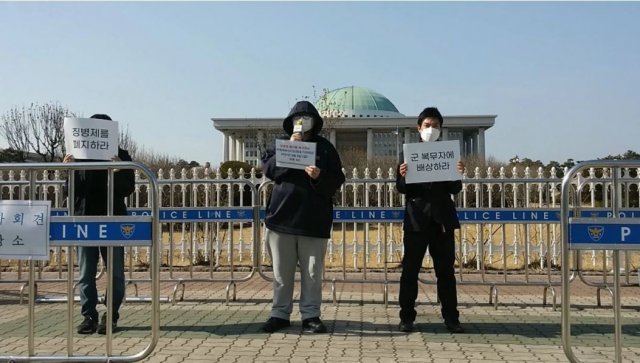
[1,2,639,165]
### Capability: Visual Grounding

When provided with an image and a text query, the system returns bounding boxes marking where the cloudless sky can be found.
[1,2,639,166]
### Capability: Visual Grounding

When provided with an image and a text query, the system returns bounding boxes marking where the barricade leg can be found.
[171,279,186,305]
[488,285,499,310]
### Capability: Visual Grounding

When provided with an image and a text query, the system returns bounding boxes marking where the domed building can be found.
[212,86,495,167]
[315,86,405,118]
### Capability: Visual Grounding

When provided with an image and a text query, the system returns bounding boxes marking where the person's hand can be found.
[305,165,321,179]
[457,160,465,174]
[399,163,408,177]
[290,133,302,142]
[63,154,75,163]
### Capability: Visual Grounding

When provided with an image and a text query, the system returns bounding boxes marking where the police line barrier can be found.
[254,180,571,309]
[3,167,640,309]
[48,206,640,222]
[562,160,640,363]
[0,161,161,363]
[43,199,572,308]
[85,179,261,305]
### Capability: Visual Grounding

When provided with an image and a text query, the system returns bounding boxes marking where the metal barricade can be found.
[126,177,260,304]
[6,164,638,310]
[0,161,160,363]
[257,177,565,309]
[562,160,640,363]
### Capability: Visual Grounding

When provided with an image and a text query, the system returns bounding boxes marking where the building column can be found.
[256,131,265,166]
[257,130,265,154]
[477,128,485,160]
[366,128,373,163]
[474,131,479,157]
[222,132,229,161]
[441,128,449,141]
[404,128,411,144]
[235,137,243,162]
[465,133,473,157]
[229,134,236,160]
[329,129,336,147]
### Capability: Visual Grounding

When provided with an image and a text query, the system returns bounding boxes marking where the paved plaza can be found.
[2,271,640,362]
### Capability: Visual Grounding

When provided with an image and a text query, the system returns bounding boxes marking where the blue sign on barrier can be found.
[134,208,253,222]
[333,208,404,222]
[457,209,558,223]
[51,208,69,216]
[49,208,640,223]
[55,208,255,222]
[568,218,640,250]
[49,218,152,247]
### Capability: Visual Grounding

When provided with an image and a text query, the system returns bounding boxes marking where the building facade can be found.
[212,86,496,166]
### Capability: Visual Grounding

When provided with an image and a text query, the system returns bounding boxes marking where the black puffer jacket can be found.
[262,101,345,238]
[71,148,135,216]
[396,152,462,232]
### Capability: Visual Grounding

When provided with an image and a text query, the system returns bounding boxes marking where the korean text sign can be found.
[275,139,316,170]
[63,117,119,160]
[403,140,461,184]
[0,201,51,260]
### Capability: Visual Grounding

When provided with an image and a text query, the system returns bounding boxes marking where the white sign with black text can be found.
[63,117,119,160]
[0,200,51,260]
[403,140,461,184]
[275,139,316,170]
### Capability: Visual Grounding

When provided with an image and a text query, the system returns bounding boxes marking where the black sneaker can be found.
[302,317,327,333]
[77,316,98,334]
[444,320,464,334]
[261,317,290,333]
[398,321,414,333]
[97,313,118,335]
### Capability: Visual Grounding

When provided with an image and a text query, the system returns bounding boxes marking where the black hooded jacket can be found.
[262,101,345,238]
[396,151,462,232]
[70,148,135,216]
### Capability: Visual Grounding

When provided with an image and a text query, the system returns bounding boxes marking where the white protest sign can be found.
[0,201,51,260]
[403,140,461,184]
[275,139,316,170]
[64,117,119,160]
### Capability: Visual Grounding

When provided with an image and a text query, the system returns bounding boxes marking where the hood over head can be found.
[283,101,324,136]
[90,113,112,121]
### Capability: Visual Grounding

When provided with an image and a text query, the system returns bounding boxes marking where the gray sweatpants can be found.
[266,229,327,321]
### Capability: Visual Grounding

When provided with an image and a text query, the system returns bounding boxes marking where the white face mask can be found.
[420,127,440,142]
[292,116,314,133]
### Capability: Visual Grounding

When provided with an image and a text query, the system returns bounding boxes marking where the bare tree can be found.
[30,103,73,161]
[0,107,31,162]
[134,146,182,174]
[1,102,75,162]
[119,124,138,158]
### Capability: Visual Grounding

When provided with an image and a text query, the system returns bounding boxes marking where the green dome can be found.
[315,86,404,118]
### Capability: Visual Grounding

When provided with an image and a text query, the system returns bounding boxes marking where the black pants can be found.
[399,222,459,323]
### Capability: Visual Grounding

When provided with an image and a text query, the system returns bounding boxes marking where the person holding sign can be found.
[261,101,345,333]
[396,107,466,334]
[63,114,135,335]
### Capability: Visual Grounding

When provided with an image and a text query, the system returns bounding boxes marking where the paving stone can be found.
[2,272,640,362]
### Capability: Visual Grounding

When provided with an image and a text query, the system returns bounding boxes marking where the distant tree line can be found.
[0,102,204,173]
[2,101,639,179]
